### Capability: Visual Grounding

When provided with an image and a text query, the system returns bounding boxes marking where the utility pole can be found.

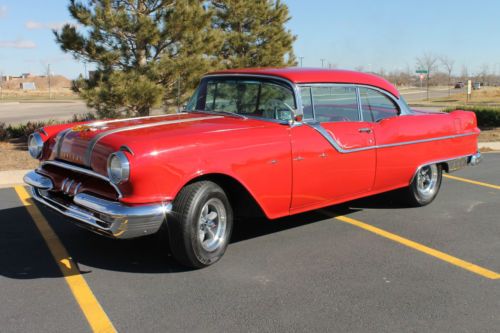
[47,64,52,100]
[299,56,304,67]
[0,71,3,100]
[320,59,325,68]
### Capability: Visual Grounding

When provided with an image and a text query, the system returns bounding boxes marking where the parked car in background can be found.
[473,82,482,90]
[24,68,482,268]
[454,81,464,88]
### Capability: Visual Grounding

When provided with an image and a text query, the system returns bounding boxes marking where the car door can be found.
[290,85,376,212]
[359,87,424,191]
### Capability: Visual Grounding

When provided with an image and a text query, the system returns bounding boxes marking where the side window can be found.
[311,86,359,122]
[205,81,259,113]
[258,82,296,121]
[300,87,314,119]
[359,88,399,122]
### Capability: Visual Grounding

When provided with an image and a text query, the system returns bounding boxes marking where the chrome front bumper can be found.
[24,171,170,239]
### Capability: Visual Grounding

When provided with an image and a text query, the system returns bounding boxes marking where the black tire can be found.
[403,163,443,207]
[168,181,233,268]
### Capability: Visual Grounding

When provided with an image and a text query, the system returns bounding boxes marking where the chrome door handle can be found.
[358,127,372,133]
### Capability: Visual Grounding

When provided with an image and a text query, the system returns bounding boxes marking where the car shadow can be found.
[0,190,409,279]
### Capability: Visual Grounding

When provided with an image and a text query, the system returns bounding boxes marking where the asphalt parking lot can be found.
[1,153,499,332]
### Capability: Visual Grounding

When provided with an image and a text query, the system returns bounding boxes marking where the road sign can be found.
[416,69,428,74]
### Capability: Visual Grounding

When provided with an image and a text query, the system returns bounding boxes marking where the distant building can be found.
[20,82,36,90]
[21,73,33,79]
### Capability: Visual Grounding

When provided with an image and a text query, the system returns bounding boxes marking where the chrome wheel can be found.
[416,164,439,200]
[197,198,227,252]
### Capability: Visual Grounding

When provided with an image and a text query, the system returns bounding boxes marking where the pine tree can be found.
[55,0,220,117]
[211,0,296,69]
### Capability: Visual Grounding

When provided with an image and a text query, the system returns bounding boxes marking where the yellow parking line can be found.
[14,186,117,333]
[320,211,500,280]
[444,174,500,190]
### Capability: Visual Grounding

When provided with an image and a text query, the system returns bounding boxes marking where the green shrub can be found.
[0,122,7,141]
[444,105,500,128]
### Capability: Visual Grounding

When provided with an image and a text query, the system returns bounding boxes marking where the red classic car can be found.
[24,68,481,268]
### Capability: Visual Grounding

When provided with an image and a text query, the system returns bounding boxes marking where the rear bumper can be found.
[24,171,170,239]
[468,152,482,166]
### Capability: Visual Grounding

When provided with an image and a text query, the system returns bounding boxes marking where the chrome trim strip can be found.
[84,116,223,166]
[119,145,134,156]
[55,128,72,159]
[41,160,123,198]
[304,121,477,154]
[88,112,187,127]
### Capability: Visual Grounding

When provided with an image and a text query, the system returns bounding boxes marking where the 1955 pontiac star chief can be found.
[24,68,482,268]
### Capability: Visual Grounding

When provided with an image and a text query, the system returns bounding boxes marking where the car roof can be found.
[206,67,400,98]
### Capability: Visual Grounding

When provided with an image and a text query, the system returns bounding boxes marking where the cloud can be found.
[25,20,70,30]
[0,5,7,18]
[0,39,37,49]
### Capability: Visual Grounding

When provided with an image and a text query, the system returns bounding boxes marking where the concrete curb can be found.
[479,142,500,151]
[0,170,30,189]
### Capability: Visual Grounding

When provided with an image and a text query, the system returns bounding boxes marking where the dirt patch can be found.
[0,141,39,171]
[478,127,500,142]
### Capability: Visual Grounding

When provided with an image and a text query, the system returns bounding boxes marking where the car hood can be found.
[52,112,272,174]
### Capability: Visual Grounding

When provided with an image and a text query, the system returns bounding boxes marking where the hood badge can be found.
[72,124,108,132]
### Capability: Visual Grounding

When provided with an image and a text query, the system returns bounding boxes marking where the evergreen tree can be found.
[211,0,296,68]
[55,0,220,117]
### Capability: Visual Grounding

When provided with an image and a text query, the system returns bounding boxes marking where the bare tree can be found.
[461,65,469,82]
[440,56,454,96]
[416,53,439,100]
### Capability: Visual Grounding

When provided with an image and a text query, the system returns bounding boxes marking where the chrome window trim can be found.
[41,160,123,198]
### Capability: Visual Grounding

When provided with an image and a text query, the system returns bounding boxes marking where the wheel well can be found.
[186,174,266,219]
[438,162,449,173]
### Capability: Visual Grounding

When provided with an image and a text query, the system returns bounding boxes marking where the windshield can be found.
[186,77,297,121]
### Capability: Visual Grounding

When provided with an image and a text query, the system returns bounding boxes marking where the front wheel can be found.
[404,164,442,207]
[168,181,233,268]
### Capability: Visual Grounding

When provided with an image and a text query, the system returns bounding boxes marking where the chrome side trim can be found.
[41,160,123,198]
[84,115,223,166]
[304,121,477,154]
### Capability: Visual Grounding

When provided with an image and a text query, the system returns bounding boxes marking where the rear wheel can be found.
[404,164,442,207]
[168,181,233,268]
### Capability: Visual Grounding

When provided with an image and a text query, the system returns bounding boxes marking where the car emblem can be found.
[72,125,96,132]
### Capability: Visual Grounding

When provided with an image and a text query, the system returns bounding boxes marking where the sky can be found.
[0,0,499,79]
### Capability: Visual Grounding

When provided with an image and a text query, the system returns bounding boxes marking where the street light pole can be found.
[320,59,325,68]
[299,57,304,67]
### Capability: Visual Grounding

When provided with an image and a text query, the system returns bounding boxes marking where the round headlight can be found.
[107,151,130,184]
[28,133,44,159]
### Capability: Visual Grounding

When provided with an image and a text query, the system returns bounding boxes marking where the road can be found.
[0,87,458,125]
[1,153,499,332]
[0,101,90,125]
